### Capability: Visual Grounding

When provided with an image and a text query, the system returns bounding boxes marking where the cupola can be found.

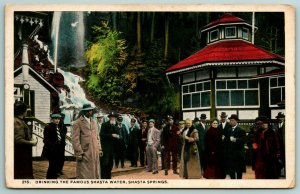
[201,13,257,44]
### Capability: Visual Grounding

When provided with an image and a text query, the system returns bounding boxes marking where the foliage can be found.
[85,21,128,105]
[125,40,180,117]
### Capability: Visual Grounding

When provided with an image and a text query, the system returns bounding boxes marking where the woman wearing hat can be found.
[203,119,224,179]
[14,101,37,179]
[72,104,102,179]
[253,117,281,179]
[179,118,202,179]
[42,113,64,179]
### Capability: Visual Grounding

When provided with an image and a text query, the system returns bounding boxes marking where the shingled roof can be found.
[165,40,284,74]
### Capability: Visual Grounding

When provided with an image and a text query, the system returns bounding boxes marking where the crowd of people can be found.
[14,101,286,180]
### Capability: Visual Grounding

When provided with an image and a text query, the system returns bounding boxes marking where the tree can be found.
[164,13,169,60]
[85,21,128,105]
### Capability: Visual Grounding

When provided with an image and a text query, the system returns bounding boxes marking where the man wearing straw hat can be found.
[72,104,102,179]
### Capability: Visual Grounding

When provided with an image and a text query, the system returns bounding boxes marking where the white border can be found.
[5,4,295,188]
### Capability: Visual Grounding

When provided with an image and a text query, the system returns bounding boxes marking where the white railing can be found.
[31,119,74,157]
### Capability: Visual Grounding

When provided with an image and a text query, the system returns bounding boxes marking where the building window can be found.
[216,79,259,107]
[210,29,219,42]
[196,69,210,81]
[242,28,249,40]
[182,72,195,83]
[269,76,285,106]
[238,67,258,77]
[182,81,211,110]
[225,27,236,38]
[216,67,236,78]
[183,94,191,108]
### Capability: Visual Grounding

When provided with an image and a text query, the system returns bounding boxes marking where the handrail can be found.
[31,119,74,156]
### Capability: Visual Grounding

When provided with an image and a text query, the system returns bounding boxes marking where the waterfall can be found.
[75,12,85,68]
[57,68,95,124]
[50,11,86,68]
[50,11,94,124]
[51,11,61,72]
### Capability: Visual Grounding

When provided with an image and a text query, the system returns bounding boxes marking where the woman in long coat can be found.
[203,119,224,179]
[179,118,202,179]
[14,101,37,179]
[253,117,280,179]
[72,104,102,179]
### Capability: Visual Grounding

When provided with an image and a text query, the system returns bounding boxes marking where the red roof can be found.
[165,40,284,73]
[203,13,246,30]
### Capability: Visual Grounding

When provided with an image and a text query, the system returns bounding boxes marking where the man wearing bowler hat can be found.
[72,104,102,179]
[227,114,246,179]
[100,111,119,179]
[272,112,285,177]
[217,112,231,178]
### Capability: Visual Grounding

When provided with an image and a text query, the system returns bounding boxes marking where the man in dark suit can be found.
[272,112,285,177]
[57,113,67,176]
[114,115,128,168]
[161,116,180,175]
[128,118,139,167]
[43,113,65,179]
[227,114,246,179]
[138,120,148,167]
[217,112,231,178]
[100,111,119,179]
[195,114,207,175]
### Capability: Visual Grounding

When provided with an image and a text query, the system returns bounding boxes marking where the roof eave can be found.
[166,60,285,76]
[201,22,257,32]
[14,66,59,93]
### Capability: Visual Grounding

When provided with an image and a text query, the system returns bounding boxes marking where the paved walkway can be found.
[33,160,255,179]
[114,167,256,179]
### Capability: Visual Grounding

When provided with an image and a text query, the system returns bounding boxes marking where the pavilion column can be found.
[210,69,216,120]
[259,78,271,118]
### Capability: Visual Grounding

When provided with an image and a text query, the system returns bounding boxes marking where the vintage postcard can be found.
[5,4,295,188]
